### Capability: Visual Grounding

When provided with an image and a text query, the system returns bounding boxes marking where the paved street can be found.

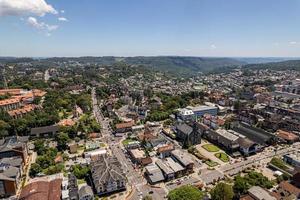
[91,87,166,200]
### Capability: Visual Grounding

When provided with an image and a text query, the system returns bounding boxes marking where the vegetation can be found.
[202,144,220,152]
[215,152,230,162]
[205,160,219,167]
[30,147,64,177]
[270,157,289,171]
[233,171,274,195]
[210,182,234,200]
[71,164,90,179]
[167,185,204,200]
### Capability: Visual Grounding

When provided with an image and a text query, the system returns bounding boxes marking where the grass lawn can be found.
[215,152,230,162]
[122,139,136,145]
[205,160,219,167]
[202,144,220,152]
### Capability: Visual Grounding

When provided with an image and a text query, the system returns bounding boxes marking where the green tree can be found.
[0,120,10,138]
[71,164,90,179]
[55,132,70,151]
[34,139,46,155]
[233,175,250,195]
[210,182,234,200]
[29,163,42,177]
[167,185,204,200]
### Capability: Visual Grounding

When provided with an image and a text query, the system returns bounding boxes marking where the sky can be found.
[1,0,300,57]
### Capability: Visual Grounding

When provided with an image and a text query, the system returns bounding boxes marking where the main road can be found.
[91,87,166,200]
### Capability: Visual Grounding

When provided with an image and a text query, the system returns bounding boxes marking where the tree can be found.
[34,139,46,155]
[167,185,204,200]
[30,163,42,177]
[210,183,234,200]
[55,132,70,151]
[233,175,250,195]
[0,120,10,138]
[72,164,90,179]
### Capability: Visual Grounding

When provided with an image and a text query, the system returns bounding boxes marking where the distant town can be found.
[1,57,300,200]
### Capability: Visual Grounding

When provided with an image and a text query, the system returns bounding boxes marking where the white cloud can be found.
[0,0,57,17]
[289,41,298,45]
[61,10,65,14]
[58,17,68,22]
[210,44,217,50]
[27,16,58,35]
[273,42,279,46]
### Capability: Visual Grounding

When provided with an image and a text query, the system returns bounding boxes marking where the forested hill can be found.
[243,59,300,71]
[44,56,245,75]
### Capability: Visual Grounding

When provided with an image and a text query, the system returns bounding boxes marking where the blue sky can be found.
[1,0,300,57]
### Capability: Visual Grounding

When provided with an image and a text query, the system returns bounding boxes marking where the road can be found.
[219,143,300,176]
[91,88,166,200]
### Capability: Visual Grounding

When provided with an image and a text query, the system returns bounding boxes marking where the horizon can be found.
[1,0,300,57]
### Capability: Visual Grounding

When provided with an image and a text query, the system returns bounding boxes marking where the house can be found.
[90,155,126,196]
[245,186,277,200]
[128,149,146,164]
[0,97,21,112]
[79,185,94,200]
[277,130,299,144]
[19,178,63,200]
[174,123,201,147]
[0,173,17,198]
[68,173,78,200]
[69,143,78,154]
[171,149,194,173]
[155,159,175,181]
[0,136,29,163]
[157,144,174,159]
[283,153,300,168]
[277,181,300,199]
[30,125,59,137]
[115,121,135,133]
[145,164,164,184]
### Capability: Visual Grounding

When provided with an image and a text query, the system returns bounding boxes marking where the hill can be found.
[243,59,300,71]
[44,56,244,75]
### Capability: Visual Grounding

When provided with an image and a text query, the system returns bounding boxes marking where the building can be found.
[79,185,94,200]
[30,125,59,137]
[0,98,21,112]
[157,144,174,159]
[115,121,135,133]
[171,149,194,173]
[155,159,175,181]
[277,130,299,144]
[238,137,259,156]
[19,178,63,200]
[204,129,240,153]
[128,149,146,164]
[68,173,78,200]
[232,122,277,145]
[177,105,218,121]
[90,155,126,196]
[188,105,218,118]
[241,186,277,200]
[283,153,300,168]
[277,181,300,199]
[0,136,29,163]
[174,123,201,147]
[177,108,194,121]
[144,164,164,184]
